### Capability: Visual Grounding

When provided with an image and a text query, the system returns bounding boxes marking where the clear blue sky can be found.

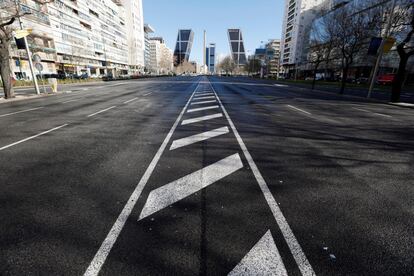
[143,0,284,64]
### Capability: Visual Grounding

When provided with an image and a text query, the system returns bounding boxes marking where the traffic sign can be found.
[35,62,43,72]
[14,28,32,39]
[32,54,42,63]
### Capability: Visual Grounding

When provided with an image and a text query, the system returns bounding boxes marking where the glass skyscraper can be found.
[228,29,247,66]
[206,43,216,73]
[173,29,194,66]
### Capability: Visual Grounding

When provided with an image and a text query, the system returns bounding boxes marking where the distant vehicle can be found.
[377,74,395,85]
[356,77,369,84]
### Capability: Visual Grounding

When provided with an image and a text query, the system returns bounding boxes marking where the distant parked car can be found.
[377,74,395,85]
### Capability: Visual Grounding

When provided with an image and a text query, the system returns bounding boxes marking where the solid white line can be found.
[181,113,223,125]
[139,153,243,220]
[170,126,229,150]
[190,100,217,106]
[229,230,288,276]
[209,81,315,276]
[0,124,68,151]
[83,83,200,276]
[352,107,392,118]
[87,106,117,117]
[187,105,219,113]
[0,107,43,118]
[123,97,138,104]
[287,105,312,115]
[192,96,216,100]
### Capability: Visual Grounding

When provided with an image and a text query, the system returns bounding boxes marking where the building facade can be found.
[266,39,281,77]
[228,28,247,66]
[173,29,194,67]
[149,37,173,74]
[6,0,145,80]
[144,23,155,72]
[206,43,216,73]
[279,0,326,77]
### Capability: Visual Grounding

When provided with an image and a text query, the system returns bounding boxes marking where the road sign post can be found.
[35,62,47,94]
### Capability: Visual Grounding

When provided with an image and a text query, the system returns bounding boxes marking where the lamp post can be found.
[367,0,397,98]
[14,0,40,95]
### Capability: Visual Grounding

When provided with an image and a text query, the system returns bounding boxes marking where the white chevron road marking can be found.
[170,126,229,150]
[190,100,217,105]
[181,113,223,125]
[139,153,243,220]
[187,105,219,113]
[228,230,288,276]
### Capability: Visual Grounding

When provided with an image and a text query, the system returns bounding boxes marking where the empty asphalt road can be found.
[1,76,413,275]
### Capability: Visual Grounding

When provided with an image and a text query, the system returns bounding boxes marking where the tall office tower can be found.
[144,24,155,70]
[227,29,247,66]
[206,43,216,73]
[124,0,145,74]
[173,29,194,66]
[279,0,325,76]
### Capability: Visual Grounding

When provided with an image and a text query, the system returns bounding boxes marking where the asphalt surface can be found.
[0,76,413,275]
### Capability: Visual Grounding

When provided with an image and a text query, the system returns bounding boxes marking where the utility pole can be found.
[14,0,40,95]
[367,0,397,98]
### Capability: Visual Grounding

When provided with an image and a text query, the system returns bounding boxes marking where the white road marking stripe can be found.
[83,88,89,91]
[274,84,288,87]
[143,92,152,96]
[209,81,315,276]
[228,230,288,276]
[0,107,43,118]
[83,83,200,276]
[181,113,223,125]
[187,105,219,113]
[123,97,138,104]
[287,105,312,115]
[352,107,392,118]
[192,96,216,100]
[87,106,117,117]
[61,98,81,104]
[170,126,229,150]
[0,124,68,151]
[190,100,217,105]
[194,92,215,96]
[139,153,243,220]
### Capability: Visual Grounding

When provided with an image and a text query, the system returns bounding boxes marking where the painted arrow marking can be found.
[228,230,288,276]
[139,153,243,220]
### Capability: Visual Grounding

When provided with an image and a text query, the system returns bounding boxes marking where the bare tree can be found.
[391,2,414,102]
[0,0,52,99]
[217,55,236,75]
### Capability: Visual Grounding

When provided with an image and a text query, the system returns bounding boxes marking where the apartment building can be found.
[279,0,325,77]
[8,0,145,79]
[149,37,173,74]
[144,23,155,71]
[266,39,281,77]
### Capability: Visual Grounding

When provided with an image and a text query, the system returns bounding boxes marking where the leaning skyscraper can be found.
[174,29,195,66]
[228,29,247,66]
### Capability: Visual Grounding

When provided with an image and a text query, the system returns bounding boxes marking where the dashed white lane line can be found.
[187,105,219,113]
[170,126,229,150]
[286,105,312,115]
[87,106,117,118]
[228,230,288,276]
[143,92,152,96]
[139,153,243,220]
[0,124,68,151]
[61,98,82,104]
[274,84,288,87]
[209,81,315,276]
[190,100,217,106]
[83,83,200,276]
[0,107,44,118]
[181,113,223,125]
[192,96,216,100]
[123,97,139,104]
[352,107,392,118]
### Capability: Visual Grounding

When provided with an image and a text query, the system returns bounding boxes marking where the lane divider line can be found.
[352,107,392,118]
[87,106,117,118]
[286,105,312,115]
[0,124,68,151]
[187,105,219,113]
[181,113,223,125]
[139,153,243,220]
[209,81,315,276]
[170,126,229,150]
[83,82,200,276]
[124,97,139,104]
[0,107,44,118]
